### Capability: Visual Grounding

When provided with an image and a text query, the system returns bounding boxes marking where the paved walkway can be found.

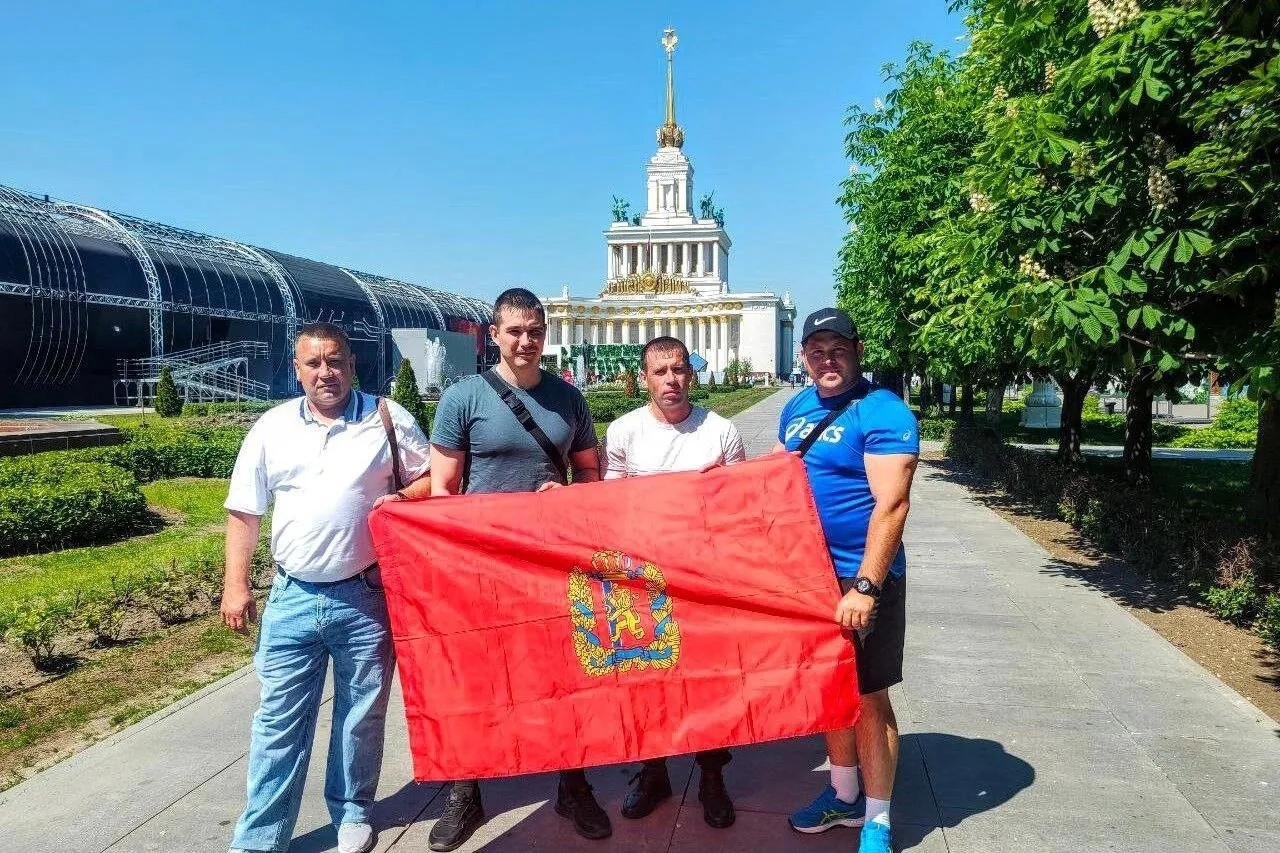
[2,388,1277,852]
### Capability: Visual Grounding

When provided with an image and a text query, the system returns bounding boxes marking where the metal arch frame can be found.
[337,268,389,389]
[56,202,165,359]
[0,280,284,323]
[343,268,447,332]
[221,242,303,395]
[215,240,300,338]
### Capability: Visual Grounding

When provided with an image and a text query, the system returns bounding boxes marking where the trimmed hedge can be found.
[74,423,248,482]
[0,456,148,556]
[1170,398,1258,449]
[181,400,277,417]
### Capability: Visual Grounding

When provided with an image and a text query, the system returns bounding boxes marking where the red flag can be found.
[369,452,858,782]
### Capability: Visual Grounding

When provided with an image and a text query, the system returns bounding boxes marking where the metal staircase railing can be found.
[114,341,271,406]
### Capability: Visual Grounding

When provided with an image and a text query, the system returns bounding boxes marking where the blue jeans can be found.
[231,570,395,852]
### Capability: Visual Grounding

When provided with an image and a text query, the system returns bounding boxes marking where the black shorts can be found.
[839,574,906,695]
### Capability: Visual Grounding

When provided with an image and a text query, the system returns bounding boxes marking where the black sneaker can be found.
[620,762,673,819]
[698,767,735,829]
[554,776,613,840]
[428,782,485,852]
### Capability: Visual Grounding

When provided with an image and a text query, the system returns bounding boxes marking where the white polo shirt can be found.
[225,391,430,582]
[603,404,746,478]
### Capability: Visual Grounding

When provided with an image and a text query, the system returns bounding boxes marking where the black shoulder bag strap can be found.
[795,384,872,458]
[376,396,406,493]
[480,369,570,485]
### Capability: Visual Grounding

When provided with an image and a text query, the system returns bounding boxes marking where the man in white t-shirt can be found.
[603,336,745,829]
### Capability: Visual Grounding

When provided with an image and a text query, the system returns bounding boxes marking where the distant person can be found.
[777,308,919,853]
[426,288,609,850]
[221,322,432,853]
[602,336,746,829]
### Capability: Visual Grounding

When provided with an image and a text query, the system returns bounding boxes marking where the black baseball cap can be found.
[800,307,859,345]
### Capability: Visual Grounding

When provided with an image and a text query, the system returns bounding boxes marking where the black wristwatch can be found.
[852,576,882,599]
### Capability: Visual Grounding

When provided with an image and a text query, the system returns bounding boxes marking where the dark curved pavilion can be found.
[0,184,492,408]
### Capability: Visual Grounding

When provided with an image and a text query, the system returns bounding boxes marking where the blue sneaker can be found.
[787,786,865,833]
[859,820,893,852]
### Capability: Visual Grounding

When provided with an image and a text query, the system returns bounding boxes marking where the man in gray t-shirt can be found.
[431,370,596,494]
[425,288,607,852]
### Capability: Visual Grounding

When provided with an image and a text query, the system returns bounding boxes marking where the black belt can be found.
[276,563,378,585]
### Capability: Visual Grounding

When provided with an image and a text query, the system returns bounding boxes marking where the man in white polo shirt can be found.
[603,335,745,829]
[221,322,431,853]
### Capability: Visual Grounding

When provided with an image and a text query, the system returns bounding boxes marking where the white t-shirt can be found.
[603,404,746,479]
[225,392,431,582]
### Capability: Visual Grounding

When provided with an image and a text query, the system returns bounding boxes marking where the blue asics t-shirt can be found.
[779,380,919,578]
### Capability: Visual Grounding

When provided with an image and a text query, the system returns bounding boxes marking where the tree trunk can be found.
[1249,394,1279,550]
[1055,373,1090,466]
[918,373,933,411]
[959,383,975,421]
[984,380,1003,427]
[1123,373,1155,487]
[947,385,957,416]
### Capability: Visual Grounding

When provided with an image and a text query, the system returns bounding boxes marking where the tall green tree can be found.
[153,364,182,418]
[391,358,428,431]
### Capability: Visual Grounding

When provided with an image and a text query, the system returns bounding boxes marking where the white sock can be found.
[865,796,891,827]
[830,763,860,803]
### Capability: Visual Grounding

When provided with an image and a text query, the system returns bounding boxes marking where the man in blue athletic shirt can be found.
[776,307,919,853]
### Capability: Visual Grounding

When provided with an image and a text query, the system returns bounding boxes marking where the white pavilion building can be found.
[542,28,795,381]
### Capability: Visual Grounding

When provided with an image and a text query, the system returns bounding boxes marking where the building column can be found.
[682,316,693,347]
[604,319,613,344]
[561,317,571,349]
[680,243,689,276]
[712,245,721,280]
[650,243,659,271]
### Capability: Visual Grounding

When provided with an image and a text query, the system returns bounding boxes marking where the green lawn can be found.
[0,478,230,610]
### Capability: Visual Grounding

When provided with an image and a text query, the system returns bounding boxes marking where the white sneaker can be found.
[337,821,376,853]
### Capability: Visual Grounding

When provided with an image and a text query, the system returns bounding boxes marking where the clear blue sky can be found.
[0,1,963,320]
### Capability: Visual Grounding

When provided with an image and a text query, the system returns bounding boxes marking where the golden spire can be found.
[657,27,685,149]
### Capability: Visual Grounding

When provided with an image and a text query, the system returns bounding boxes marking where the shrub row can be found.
[942,427,1279,648]
[181,400,278,418]
[0,456,149,556]
[1,541,274,669]
[74,422,249,482]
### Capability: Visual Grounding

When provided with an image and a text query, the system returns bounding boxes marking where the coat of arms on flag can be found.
[568,550,681,677]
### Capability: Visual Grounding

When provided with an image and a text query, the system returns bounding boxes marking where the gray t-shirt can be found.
[431,370,597,494]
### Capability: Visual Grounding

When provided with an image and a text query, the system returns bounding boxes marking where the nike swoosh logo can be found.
[814,315,836,325]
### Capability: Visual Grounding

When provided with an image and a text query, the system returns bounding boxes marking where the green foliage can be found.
[706,373,718,393]
[153,365,183,418]
[391,359,429,430]
[1198,573,1260,627]
[586,393,643,426]
[0,457,148,556]
[1213,398,1260,433]
[1257,594,1280,649]
[76,423,247,482]
[181,400,277,418]
[849,0,1279,503]
[917,417,957,442]
[622,370,639,399]
[3,598,71,669]
[1169,398,1259,448]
